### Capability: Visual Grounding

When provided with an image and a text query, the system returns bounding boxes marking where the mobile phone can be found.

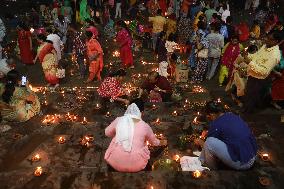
[21,76,27,86]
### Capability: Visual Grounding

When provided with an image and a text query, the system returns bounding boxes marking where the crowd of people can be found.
[0,0,283,174]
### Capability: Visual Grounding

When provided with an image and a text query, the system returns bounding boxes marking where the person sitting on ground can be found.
[97,69,130,105]
[194,100,257,170]
[0,58,15,79]
[138,71,172,102]
[0,70,40,122]
[104,99,167,172]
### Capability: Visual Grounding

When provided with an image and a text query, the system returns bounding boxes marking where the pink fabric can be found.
[86,26,99,38]
[104,118,160,172]
[221,43,241,75]
[116,28,133,67]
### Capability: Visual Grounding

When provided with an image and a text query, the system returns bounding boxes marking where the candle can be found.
[192,117,198,125]
[192,170,202,178]
[81,117,87,125]
[174,154,180,162]
[112,50,120,57]
[72,115,77,122]
[172,110,178,116]
[155,118,161,125]
[261,153,269,161]
[31,154,41,162]
[34,166,43,176]
[105,112,111,118]
[95,103,101,109]
[81,135,94,147]
[58,136,66,144]
[152,104,157,110]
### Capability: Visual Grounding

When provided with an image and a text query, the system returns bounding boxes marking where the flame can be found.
[32,154,41,161]
[174,154,180,162]
[193,117,198,124]
[192,170,202,178]
[34,166,43,176]
[58,136,66,144]
[155,118,160,124]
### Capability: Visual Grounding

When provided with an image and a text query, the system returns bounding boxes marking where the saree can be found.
[116,29,133,67]
[1,87,40,122]
[80,0,90,22]
[18,30,34,64]
[86,38,103,81]
[38,43,59,85]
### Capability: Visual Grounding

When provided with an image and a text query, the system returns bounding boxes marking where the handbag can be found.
[197,48,208,58]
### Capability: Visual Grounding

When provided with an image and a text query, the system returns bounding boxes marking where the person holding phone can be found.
[0,70,40,122]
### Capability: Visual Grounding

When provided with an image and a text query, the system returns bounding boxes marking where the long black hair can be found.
[205,100,225,114]
[2,70,21,103]
[116,20,131,36]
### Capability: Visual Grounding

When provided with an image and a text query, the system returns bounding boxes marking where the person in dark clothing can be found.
[138,71,172,102]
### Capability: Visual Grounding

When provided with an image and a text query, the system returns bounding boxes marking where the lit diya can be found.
[192,170,202,178]
[152,104,157,110]
[261,153,270,161]
[81,117,88,125]
[65,112,72,121]
[105,112,111,118]
[34,166,43,176]
[31,154,41,162]
[192,117,199,125]
[155,118,161,125]
[172,110,178,116]
[95,103,101,109]
[173,154,180,162]
[58,136,66,144]
[80,135,94,147]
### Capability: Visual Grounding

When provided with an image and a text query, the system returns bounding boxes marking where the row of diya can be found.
[31,135,94,177]
[29,85,99,93]
[41,111,112,126]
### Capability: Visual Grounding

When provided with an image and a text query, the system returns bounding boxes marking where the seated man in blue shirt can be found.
[195,100,258,170]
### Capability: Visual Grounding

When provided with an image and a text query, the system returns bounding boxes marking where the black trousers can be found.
[243,76,271,113]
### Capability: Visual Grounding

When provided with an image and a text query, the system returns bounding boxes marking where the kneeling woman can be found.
[1,70,40,122]
[104,99,166,172]
[196,101,257,170]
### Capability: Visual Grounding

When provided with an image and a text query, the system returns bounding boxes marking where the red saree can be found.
[116,28,133,67]
[38,43,59,85]
[18,30,34,64]
[221,43,241,76]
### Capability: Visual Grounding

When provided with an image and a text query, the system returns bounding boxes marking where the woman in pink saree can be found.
[34,34,59,87]
[116,20,134,68]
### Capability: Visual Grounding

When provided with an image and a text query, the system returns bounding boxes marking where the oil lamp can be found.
[58,136,66,144]
[261,153,270,161]
[81,117,87,125]
[155,118,161,125]
[192,170,202,178]
[172,110,178,116]
[34,166,43,176]
[31,154,41,162]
